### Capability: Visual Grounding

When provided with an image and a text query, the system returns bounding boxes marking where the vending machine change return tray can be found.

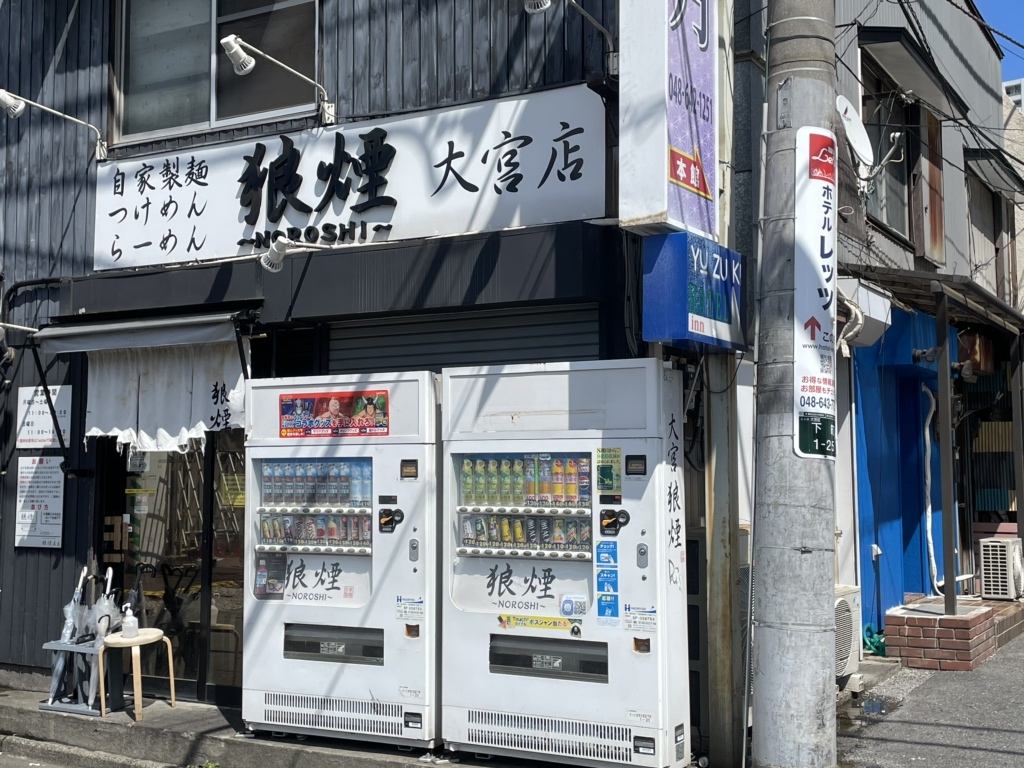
[488,635,608,684]
[284,624,385,666]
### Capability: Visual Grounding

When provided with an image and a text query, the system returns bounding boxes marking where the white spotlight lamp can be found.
[259,237,333,274]
[0,88,106,160]
[523,0,617,75]
[219,35,336,125]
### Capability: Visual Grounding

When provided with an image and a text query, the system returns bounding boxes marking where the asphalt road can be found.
[0,755,75,768]
[839,631,1024,768]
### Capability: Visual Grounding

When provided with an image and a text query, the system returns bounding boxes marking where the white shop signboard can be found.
[16,385,71,449]
[16,457,64,548]
[94,85,606,271]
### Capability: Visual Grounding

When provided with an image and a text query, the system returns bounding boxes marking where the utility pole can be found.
[752,0,838,766]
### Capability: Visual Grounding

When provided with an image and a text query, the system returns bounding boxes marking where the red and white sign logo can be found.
[808,133,836,185]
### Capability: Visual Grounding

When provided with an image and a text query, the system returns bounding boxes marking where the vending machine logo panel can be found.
[279,390,390,437]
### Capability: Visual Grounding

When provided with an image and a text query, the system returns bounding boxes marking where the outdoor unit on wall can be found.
[980,537,1024,600]
[834,585,861,679]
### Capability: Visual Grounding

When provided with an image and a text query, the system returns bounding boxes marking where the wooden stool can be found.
[98,628,175,720]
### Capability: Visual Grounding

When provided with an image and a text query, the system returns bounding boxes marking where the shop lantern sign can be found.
[94,85,606,271]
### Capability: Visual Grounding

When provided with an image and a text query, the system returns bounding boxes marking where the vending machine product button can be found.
[458,507,468,513]
[457,547,468,555]
[313,547,322,553]
[256,545,266,551]
[301,547,310,552]
[484,549,494,555]
[510,507,520,513]
[257,507,267,514]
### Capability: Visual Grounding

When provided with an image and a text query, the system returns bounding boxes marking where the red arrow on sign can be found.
[804,316,822,340]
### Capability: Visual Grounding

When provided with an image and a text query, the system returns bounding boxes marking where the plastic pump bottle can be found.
[122,604,139,639]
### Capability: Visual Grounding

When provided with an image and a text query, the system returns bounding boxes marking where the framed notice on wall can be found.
[16,386,71,449]
[15,457,64,548]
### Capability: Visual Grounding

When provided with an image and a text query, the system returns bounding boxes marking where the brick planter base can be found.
[885,605,995,671]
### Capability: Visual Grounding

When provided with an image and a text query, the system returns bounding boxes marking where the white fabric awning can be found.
[34,314,247,453]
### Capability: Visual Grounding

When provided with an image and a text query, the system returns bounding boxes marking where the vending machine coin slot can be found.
[600,509,620,536]
[379,509,403,533]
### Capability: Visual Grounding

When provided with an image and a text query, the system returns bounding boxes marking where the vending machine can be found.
[440,359,692,768]
[243,372,439,747]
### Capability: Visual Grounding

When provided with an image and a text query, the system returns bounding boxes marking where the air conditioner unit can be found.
[834,585,861,679]
[980,537,1024,600]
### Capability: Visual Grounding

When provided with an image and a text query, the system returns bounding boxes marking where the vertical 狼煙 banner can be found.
[793,127,838,459]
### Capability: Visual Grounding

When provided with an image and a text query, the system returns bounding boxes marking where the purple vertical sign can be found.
[667,0,717,238]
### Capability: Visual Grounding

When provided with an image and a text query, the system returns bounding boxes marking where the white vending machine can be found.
[243,372,439,747]
[440,359,692,767]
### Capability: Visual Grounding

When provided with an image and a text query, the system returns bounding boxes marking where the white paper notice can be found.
[16,457,64,548]
[16,386,71,449]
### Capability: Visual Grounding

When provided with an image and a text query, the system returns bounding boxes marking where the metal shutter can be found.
[327,305,600,374]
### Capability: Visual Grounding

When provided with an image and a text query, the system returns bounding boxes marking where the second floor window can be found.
[118,0,317,141]
[862,63,909,238]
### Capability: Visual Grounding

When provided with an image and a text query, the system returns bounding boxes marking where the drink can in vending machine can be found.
[348,515,361,544]
[326,516,340,545]
[564,519,578,550]
[315,515,328,543]
[512,518,526,545]
[461,459,475,505]
[486,459,500,505]
[578,458,592,507]
[524,517,539,546]
[474,459,487,505]
[337,514,349,542]
[500,516,513,544]
[512,459,525,505]
[537,517,552,547]
[524,455,537,505]
[272,516,284,544]
[552,518,565,547]
[552,458,565,505]
[565,458,579,506]
[305,515,318,545]
[473,516,488,544]
[361,515,372,543]
[488,516,500,544]
[499,459,512,504]
[462,516,475,546]
[579,519,592,548]
[282,515,294,544]
[260,515,272,544]
[538,455,553,505]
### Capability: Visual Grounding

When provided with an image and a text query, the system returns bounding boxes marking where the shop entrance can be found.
[100,429,245,705]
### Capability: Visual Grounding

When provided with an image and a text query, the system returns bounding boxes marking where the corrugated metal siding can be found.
[0,0,107,668]
[965,371,1015,514]
[327,304,600,373]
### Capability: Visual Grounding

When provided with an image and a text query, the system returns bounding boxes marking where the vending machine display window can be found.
[454,453,592,560]
[254,458,374,556]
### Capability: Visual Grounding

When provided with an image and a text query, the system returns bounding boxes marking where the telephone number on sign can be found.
[799,396,834,411]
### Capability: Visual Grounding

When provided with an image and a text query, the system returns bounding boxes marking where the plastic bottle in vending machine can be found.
[473,459,487,505]
[338,462,351,504]
[261,463,274,506]
[499,459,513,504]
[486,459,499,505]
[461,459,475,505]
[349,463,363,508]
[524,456,537,505]
[255,560,268,597]
[282,465,295,504]
[316,463,329,505]
[538,455,553,505]
[565,458,579,506]
[272,464,285,504]
[551,458,565,505]
[512,459,525,506]
[361,463,373,506]
[305,464,317,505]
[579,457,592,508]
[327,464,340,505]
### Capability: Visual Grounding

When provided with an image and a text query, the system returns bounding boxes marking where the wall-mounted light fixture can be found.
[0,89,107,161]
[259,237,334,273]
[219,35,336,125]
[524,0,618,75]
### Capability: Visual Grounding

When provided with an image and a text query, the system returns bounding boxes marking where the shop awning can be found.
[34,313,248,453]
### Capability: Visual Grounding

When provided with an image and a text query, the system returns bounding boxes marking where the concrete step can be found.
[0,735,175,768]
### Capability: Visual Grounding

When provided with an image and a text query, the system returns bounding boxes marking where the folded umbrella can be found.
[47,567,87,706]
[87,568,116,708]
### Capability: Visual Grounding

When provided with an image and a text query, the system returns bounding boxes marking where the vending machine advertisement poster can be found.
[279,390,390,437]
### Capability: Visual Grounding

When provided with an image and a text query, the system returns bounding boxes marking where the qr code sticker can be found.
[820,354,833,375]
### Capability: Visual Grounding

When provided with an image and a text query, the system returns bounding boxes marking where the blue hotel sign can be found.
[642,231,747,351]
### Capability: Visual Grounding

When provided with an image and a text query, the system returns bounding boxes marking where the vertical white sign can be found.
[793,127,838,459]
[16,386,71,449]
[16,457,65,548]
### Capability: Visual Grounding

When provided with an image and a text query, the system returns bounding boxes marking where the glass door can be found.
[121,430,244,704]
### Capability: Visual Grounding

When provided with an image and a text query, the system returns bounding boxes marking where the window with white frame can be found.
[119,0,317,139]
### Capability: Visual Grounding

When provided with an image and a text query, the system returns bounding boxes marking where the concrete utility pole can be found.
[752,0,838,766]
